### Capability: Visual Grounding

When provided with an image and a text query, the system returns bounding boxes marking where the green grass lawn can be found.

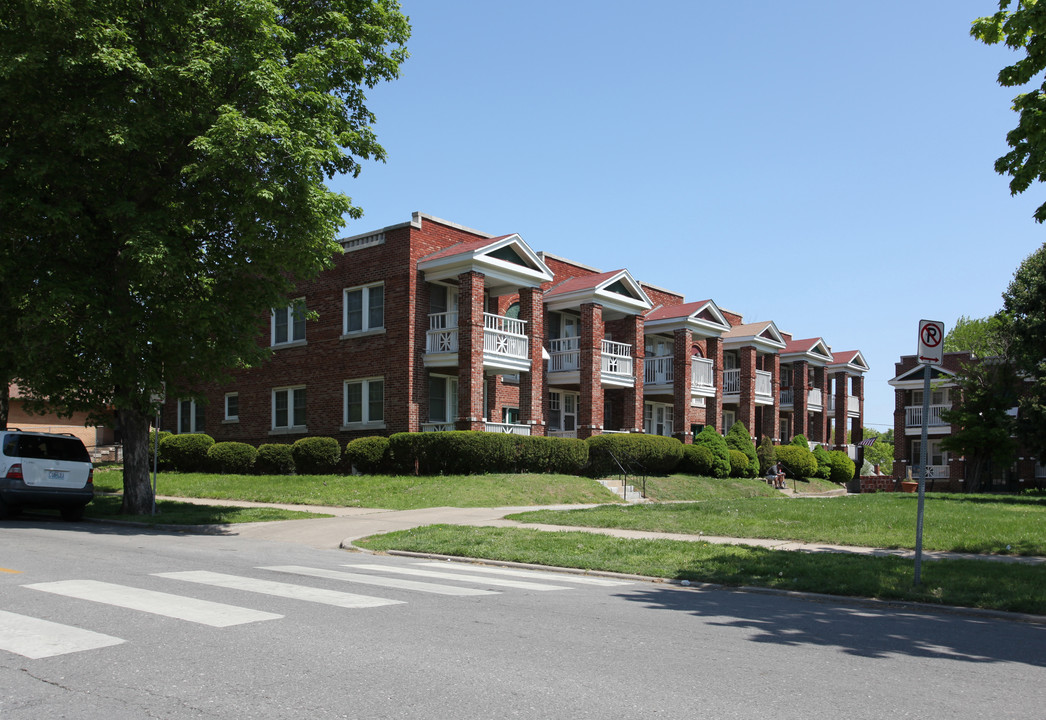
[40,493,330,525]
[505,493,1046,556]
[92,468,621,510]
[355,525,1046,615]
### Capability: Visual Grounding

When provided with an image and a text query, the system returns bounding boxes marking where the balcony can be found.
[807,387,823,411]
[644,355,673,385]
[601,339,634,385]
[724,368,740,395]
[827,394,860,416]
[691,357,715,396]
[905,404,950,430]
[780,387,794,405]
[644,356,715,397]
[425,311,530,371]
[484,422,531,435]
[755,370,772,403]
[549,336,580,373]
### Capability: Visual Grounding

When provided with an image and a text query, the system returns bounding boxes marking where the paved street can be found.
[1,517,1044,719]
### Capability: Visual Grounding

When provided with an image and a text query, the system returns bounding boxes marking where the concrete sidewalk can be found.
[165,496,1046,566]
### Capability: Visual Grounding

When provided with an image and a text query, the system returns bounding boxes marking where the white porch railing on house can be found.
[911,464,950,479]
[905,404,950,428]
[601,340,633,377]
[724,368,740,394]
[549,336,581,373]
[548,430,577,439]
[780,388,794,405]
[849,395,860,414]
[755,370,772,401]
[426,311,459,353]
[484,313,528,360]
[808,387,823,409]
[644,356,673,384]
[484,422,531,435]
[692,357,714,392]
[1036,462,1046,478]
[420,422,455,432]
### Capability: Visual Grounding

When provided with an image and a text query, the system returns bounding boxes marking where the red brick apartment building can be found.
[889,352,1044,491]
[162,212,869,461]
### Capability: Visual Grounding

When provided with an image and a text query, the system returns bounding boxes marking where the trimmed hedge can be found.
[791,433,809,449]
[585,434,683,477]
[160,433,214,472]
[207,442,257,474]
[728,449,751,478]
[292,437,341,475]
[693,426,730,478]
[681,444,716,476]
[725,422,759,477]
[387,432,589,476]
[811,444,832,480]
[345,436,391,474]
[775,444,818,479]
[256,443,295,475]
[518,435,588,475]
[148,430,173,470]
[828,450,856,483]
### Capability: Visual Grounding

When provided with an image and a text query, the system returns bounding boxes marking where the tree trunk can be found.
[0,383,8,430]
[117,407,154,514]
[966,455,985,494]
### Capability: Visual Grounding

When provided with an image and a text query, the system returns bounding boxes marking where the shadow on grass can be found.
[614,584,1046,667]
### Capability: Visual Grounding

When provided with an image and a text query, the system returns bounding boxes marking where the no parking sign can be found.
[918,319,944,365]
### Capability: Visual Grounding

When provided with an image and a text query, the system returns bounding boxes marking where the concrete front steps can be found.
[597,478,647,502]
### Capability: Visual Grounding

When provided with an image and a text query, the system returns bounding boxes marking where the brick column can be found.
[620,314,644,433]
[809,366,826,443]
[456,271,486,431]
[792,360,809,439]
[673,328,694,443]
[833,370,849,447]
[850,375,864,466]
[578,303,604,439]
[518,286,545,436]
[893,374,907,481]
[762,353,780,442]
[738,346,757,433]
[706,336,724,434]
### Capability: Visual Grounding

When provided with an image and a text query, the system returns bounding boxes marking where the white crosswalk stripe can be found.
[413,561,632,586]
[155,571,406,608]
[23,580,282,627]
[0,610,124,659]
[341,564,569,591]
[261,565,499,597]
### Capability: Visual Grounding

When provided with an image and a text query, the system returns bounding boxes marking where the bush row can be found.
[155,433,342,475]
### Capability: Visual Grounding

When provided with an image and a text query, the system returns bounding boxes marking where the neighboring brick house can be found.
[162,212,867,460]
[889,351,1042,491]
[5,384,117,459]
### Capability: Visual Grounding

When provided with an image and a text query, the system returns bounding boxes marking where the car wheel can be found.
[60,505,86,522]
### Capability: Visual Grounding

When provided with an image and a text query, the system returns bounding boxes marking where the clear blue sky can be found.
[329,1,1045,431]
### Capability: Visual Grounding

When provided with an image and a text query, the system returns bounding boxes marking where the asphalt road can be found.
[1,516,1043,719]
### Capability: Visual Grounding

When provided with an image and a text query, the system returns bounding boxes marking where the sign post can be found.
[914,320,944,586]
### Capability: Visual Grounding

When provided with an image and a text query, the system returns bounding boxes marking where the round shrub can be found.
[728,449,751,478]
[681,444,715,476]
[207,442,257,474]
[292,436,342,475]
[345,436,391,474]
[812,444,832,480]
[725,422,759,477]
[693,426,730,478]
[775,444,818,479]
[585,434,683,477]
[790,433,809,449]
[828,450,856,483]
[159,433,214,472]
[148,430,173,470]
[256,443,295,475]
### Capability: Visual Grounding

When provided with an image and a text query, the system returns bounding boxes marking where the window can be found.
[780,365,792,388]
[224,393,239,422]
[272,387,306,430]
[344,283,384,334]
[722,409,736,434]
[644,402,674,437]
[780,415,791,442]
[548,390,578,433]
[429,376,458,423]
[272,299,306,346]
[502,407,520,424]
[178,399,205,434]
[912,439,947,468]
[345,378,384,426]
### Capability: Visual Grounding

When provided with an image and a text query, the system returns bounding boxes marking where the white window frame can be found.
[644,401,674,437]
[272,298,306,347]
[722,409,736,434]
[344,377,385,428]
[343,282,385,336]
[271,386,307,433]
[177,399,205,434]
[548,390,579,433]
[224,393,239,423]
[428,375,459,424]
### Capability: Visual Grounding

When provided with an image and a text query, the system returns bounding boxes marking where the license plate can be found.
[47,470,66,482]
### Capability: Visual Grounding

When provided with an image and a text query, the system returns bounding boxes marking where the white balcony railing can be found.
[692,357,714,391]
[420,422,454,432]
[644,356,673,385]
[808,387,823,409]
[601,340,633,377]
[911,464,950,480]
[426,311,459,353]
[484,422,531,435]
[849,395,860,414]
[549,336,580,373]
[780,388,794,405]
[724,368,740,394]
[484,313,528,359]
[755,370,772,400]
[905,404,950,428]
[548,430,578,439]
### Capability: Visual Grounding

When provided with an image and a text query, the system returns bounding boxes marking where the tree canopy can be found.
[0,0,410,511]
[1003,242,1046,461]
[942,314,1009,356]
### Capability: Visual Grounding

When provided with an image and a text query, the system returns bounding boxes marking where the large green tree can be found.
[1002,243,1046,461]
[0,1,409,512]
[973,1,1046,221]
[943,314,1009,356]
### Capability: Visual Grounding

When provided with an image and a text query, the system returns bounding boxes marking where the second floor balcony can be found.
[425,311,530,372]
[547,337,634,386]
[905,404,950,431]
[724,368,774,404]
[643,357,715,396]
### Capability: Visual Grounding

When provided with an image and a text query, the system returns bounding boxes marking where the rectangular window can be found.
[502,407,519,424]
[780,365,792,388]
[345,378,384,426]
[224,393,239,422]
[272,299,306,346]
[272,387,306,430]
[178,399,205,434]
[344,283,385,334]
[428,376,458,423]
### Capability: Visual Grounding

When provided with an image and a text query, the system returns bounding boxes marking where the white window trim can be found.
[428,374,458,424]
[223,393,239,423]
[343,377,386,429]
[272,298,307,347]
[342,282,386,337]
[177,399,205,434]
[270,386,307,434]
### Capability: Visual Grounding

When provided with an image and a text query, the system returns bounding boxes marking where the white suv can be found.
[0,429,94,521]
